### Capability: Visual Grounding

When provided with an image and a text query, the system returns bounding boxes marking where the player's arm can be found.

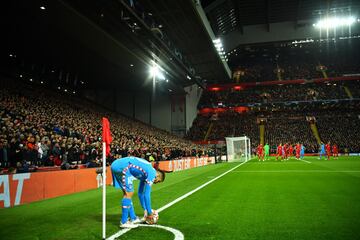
[138,181,147,211]
[139,180,153,215]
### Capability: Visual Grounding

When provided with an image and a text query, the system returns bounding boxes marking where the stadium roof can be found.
[203,0,360,35]
[1,0,232,90]
[202,0,360,50]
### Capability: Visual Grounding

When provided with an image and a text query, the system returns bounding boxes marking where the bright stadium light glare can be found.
[149,62,165,80]
[314,16,356,29]
[213,38,221,44]
[149,64,159,77]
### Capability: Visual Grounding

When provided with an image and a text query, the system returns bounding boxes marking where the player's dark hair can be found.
[157,169,165,182]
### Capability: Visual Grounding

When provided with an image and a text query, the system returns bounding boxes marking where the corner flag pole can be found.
[102,117,111,240]
[102,141,106,240]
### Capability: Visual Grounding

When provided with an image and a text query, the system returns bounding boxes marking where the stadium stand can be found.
[0,79,210,172]
[188,78,360,153]
[199,81,356,108]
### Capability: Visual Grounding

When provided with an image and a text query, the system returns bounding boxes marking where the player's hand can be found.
[146,214,157,225]
[145,209,158,225]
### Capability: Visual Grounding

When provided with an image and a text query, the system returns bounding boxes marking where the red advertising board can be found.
[0,157,215,208]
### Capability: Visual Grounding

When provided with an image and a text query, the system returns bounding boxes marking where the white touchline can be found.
[298,159,311,163]
[157,160,249,213]
[106,160,251,240]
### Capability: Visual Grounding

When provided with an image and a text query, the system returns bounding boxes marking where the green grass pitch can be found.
[1,156,360,240]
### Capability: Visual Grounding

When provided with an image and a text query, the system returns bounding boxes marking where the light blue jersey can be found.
[300,145,305,159]
[111,157,157,219]
[319,144,325,159]
[320,144,325,153]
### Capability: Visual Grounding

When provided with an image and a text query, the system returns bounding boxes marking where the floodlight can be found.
[150,65,159,77]
[212,38,221,44]
[149,62,165,80]
[314,16,356,29]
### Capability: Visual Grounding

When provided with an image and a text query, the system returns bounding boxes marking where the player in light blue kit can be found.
[300,145,305,159]
[111,156,165,228]
[319,142,325,159]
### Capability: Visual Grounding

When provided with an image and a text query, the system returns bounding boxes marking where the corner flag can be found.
[102,117,112,157]
[102,117,111,240]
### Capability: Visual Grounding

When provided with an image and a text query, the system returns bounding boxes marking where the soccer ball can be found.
[146,210,159,224]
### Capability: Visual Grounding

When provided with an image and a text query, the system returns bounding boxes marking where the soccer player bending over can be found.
[111,156,165,228]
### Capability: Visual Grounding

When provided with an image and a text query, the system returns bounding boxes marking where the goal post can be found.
[225,136,251,162]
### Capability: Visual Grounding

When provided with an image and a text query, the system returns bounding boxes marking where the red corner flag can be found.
[102,117,112,156]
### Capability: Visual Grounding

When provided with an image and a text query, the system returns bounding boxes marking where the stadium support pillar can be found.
[204,122,213,141]
[310,123,322,144]
[259,124,265,145]
[344,86,353,99]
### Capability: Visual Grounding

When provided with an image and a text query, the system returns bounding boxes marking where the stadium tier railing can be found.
[206,76,360,91]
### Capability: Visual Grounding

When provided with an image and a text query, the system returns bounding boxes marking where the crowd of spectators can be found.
[264,114,318,153]
[187,109,360,153]
[193,40,360,153]
[0,79,210,173]
[316,112,360,153]
[188,112,259,146]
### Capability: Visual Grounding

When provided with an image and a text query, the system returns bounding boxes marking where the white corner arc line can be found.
[298,159,311,164]
[106,224,184,240]
[106,160,251,240]
[140,224,184,240]
[106,228,131,240]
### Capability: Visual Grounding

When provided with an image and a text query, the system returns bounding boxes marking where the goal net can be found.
[225,136,251,162]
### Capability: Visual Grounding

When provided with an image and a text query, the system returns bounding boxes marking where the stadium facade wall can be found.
[83,89,172,132]
[0,157,215,208]
[185,84,203,130]
[134,92,151,124]
[152,94,172,132]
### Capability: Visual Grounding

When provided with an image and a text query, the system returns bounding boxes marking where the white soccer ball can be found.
[146,210,159,224]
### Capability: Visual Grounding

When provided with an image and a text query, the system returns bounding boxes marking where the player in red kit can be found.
[282,143,288,160]
[257,144,264,161]
[332,144,338,159]
[295,143,301,159]
[276,143,282,161]
[288,144,294,159]
[325,142,331,160]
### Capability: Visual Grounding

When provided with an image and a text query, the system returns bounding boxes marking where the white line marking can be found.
[106,160,251,240]
[106,228,131,240]
[298,159,311,163]
[157,161,249,213]
[106,224,184,240]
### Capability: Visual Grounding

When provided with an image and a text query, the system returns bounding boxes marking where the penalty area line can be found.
[106,160,251,240]
[298,159,311,164]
